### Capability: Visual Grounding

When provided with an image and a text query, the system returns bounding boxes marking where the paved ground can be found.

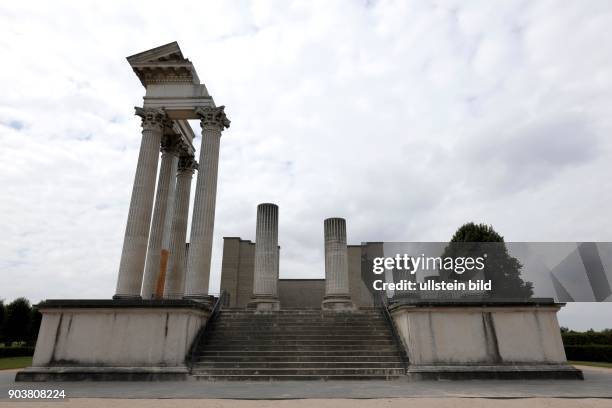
[0,398,610,408]
[0,366,610,406]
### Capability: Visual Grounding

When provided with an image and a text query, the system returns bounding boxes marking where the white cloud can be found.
[1,0,611,329]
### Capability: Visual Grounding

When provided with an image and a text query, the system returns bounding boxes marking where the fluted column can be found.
[164,155,198,298]
[184,106,230,300]
[115,107,166,299]
[322,217,355,311]
[140,135,180,298]
[250,204,280,311]
[273,245,280,297]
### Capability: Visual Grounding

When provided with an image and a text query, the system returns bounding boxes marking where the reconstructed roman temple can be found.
[17,43,582,381]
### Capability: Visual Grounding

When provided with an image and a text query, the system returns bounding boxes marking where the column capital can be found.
[178,155,198,173]
[135,107,166,132]
[195,106,230,130]
[160,134,181,155]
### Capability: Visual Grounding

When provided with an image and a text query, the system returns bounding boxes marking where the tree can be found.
[0,300,5,344]
[441,222,533,299]
[29,306,42,345]
[5,298,32,345]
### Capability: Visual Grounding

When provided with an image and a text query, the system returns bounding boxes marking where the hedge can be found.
[564,345,612,363]
[0,347,34,358]
[562,332,612,346]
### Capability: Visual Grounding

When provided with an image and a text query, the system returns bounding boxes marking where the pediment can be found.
[127,41,185,65]
[127,42,200,86]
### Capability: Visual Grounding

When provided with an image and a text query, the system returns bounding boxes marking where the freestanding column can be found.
[322,218,355,311]
[250,203,280,311]
[164,155,198,298]
[141,135,180,298]
[184,106,230,300]
[115,107,166,299]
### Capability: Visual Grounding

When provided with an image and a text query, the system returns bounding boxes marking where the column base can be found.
[182,295,214,306]
[112,294,142,300]
[322,294,356,312]
[248,296,280,312]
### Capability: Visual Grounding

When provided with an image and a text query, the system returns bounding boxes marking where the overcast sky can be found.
[1,0,611,330]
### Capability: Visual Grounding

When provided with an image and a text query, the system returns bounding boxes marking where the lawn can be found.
[0,356,32,370]
[570,360,612,369]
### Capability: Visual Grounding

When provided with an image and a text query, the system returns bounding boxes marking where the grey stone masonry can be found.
[322,218,355,310]
[164,155,197,298]
[141,134,180,298]
[184,106,230,300]
[251,204,280,311]
[115,107,166,299]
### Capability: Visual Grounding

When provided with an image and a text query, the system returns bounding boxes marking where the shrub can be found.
[564,345,612,363]
[0,346,34,358]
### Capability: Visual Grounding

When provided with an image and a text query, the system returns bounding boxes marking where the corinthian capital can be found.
[135,107,166,131]
[195,106,231,130]
[178,155,198,173]
[160,134,181,155]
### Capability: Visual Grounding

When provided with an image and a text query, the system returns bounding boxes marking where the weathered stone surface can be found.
[390,301,579,370]
[141,135,180,298]
[164,156,197,298]
[115,108,166,299]
[184,107,229,300]
[250,203,280,311]
[322,218,355,311]
[27,300,210,370]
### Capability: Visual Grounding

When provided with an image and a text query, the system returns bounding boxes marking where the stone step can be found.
[203,334,394,341]
[208,330,393,336]
[219,310,381,315]
[212,318,387,322]
[195,355,403,362]
[191,368,405,376]
[193,362,404,369]
[217,313,384,318]
[190,307,405,381]
[210,323,389,329]
[212,320,386,325]
[199,346,401,352]
[197,350,402,357]
[192,374,402,381]
[203,338,395,344]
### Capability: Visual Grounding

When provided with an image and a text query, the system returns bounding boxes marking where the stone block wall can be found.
[220,237,374,308]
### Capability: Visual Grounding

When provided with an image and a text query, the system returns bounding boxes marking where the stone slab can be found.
[4,366,612,398]
[16,299,212,382]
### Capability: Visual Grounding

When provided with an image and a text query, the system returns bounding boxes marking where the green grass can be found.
[570,360,612,369]
[0,356,32,370]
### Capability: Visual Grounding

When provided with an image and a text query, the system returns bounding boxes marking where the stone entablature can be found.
[127,42,215,120]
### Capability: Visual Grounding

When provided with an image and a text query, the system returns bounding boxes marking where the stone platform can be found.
[16,298,583,382]
[16,299,212,382]
[390,299,583,380]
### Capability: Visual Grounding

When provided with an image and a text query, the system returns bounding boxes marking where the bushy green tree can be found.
[5,298,32,345]
[442,222,533,299]
[0,300,5,345]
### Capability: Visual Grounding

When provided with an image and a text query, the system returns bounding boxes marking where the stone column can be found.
[250,203,280,311]
[164,155,198,298]
[115,107,166,299]
[141,135,180,298]
[184,106,230,300]
[322,218,355,311]
[273,245,280,297]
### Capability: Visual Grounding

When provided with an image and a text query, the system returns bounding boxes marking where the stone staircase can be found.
[190,308,406,380]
